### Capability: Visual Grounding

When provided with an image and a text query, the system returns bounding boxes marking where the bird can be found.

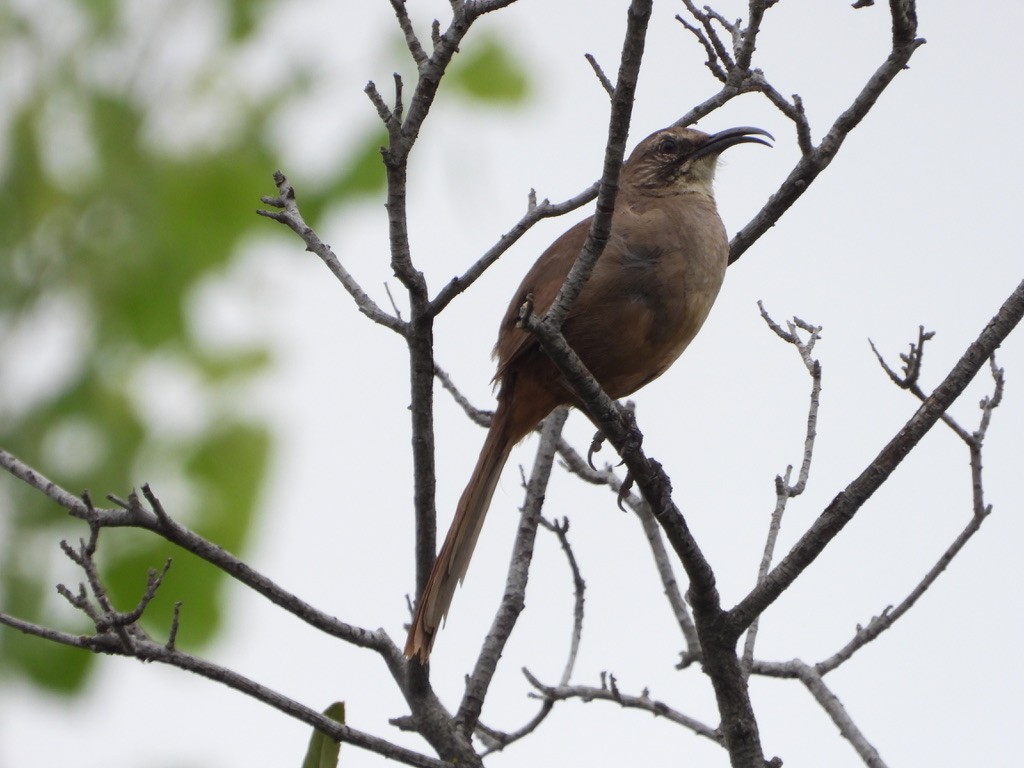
[405,124,773,662]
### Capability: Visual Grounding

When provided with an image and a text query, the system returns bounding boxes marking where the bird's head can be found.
[621,125,773,197]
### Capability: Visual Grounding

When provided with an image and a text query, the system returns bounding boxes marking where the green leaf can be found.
[301,702,346,768]
[448,35,530,104]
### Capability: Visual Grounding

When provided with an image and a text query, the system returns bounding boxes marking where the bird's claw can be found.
[616,472,634,511]
[587,430,606,470]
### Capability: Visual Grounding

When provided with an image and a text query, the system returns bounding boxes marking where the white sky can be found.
[2,1,1022,767]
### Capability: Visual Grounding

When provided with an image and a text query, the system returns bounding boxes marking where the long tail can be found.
[405,378,554,662]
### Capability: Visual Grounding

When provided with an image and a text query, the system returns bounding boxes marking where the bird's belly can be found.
[569,276,721,399]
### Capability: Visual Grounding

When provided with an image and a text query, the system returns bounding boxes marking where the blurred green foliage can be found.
[449,34,530,103]
[0,1,529,694]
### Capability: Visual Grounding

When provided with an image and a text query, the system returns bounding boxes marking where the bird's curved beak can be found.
[691,126,774,161]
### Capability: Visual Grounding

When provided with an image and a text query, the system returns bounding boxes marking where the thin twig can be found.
[817,508,988,674]
[815,344,1004,672]
[540,514,586,687]
[389,0,429,67]
[476,511,585,756]
[433,363,492,427]
[742,304,823,673]
[0,459,397,656]
[551,437,700,658]
[429,183,600,317]
[258,172,406,334]
[584,53,614,97]
[0,612,447,768]
[542,0,651,330]
[728,6,925,263]
[522,669,721,743]
[752,660,888,768]
[728,277,1024,634]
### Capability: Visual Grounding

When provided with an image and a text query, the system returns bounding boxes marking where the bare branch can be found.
[393,73,405,125]
[868,325,935,390]
[728,5,925,263]
[743,304,823,671]
[815,347,1004,671]
[870,330,1006,461]
[736,0,775,72]
[475,701,553,755]
[0,612,447,768]
[56,521,164,653]
[0,455,399,659]
[385,281,405,321]
[753,660,889,768]
[429,183,600,317]
[542,0,652,330]
[476,512,585,755]
[746,72,814,154]
[889,0,918,45]
[364,80,396,129]
[728,276,1024,634]
[676,14,728,83]
[458,408,569,733]
[0,447,91,512]
[636,501,702,662]
[523,669,721,744]
[551,437,700,659]
[465,0,521,15]
[434,363,492,428]
[389,0,429,67]
[166,601,182,650]
[678,1,735,73]
[819,507,988,675]
[584,53,615,97]
[258,171,407,334]
[539,515,586,687]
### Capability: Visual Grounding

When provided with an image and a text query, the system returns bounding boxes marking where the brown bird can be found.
[406,125,772,662]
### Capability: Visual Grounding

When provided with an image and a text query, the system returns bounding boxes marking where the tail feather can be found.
[405,409,514,661]
[405,376,558,662]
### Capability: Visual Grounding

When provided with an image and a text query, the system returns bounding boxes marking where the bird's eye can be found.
[657,137,679,154]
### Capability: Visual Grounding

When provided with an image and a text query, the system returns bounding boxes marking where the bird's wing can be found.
[492,216,592,383]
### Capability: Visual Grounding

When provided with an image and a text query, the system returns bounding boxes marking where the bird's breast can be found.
[564,196,729,397]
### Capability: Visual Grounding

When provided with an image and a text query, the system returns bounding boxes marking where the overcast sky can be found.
[2,2,1022,767]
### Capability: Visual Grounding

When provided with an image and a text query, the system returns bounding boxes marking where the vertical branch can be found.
[366,7,530,758]
[368,1,516,612]
[377,122,438,599]
[742,307,822,672]
[735,0,773,71]
[543,0,653,329]
[366,73,437,601]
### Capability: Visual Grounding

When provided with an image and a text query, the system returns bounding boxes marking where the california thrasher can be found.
[406,125,772,662]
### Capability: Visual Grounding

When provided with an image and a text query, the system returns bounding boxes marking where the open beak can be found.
[690,126,774,161]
